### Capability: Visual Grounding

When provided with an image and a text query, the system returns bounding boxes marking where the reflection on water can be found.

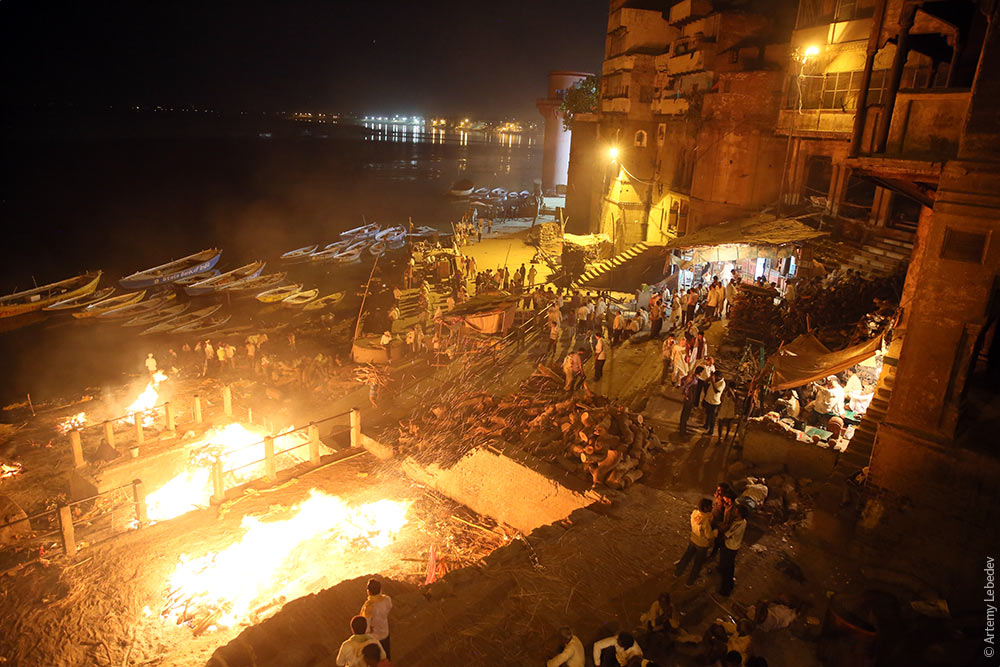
[0,120,541,404]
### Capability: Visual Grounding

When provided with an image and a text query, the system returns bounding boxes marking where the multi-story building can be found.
[565,0,796,249]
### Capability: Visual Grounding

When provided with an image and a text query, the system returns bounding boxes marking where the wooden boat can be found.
[123,303,190,328]
[184,261,266,296]
[409,226,438,238]
[172,313,232,334]
[489,187,507,198]
[257,284,302,303]
[0,271,102,318]
[449,179,474,197]
[119,249,222,289]
[302,292,345,311]
[226,272,287,295]
[282,289,319,307]
[368,241,386,256]
[140,304,221,335]
[174,270,219,287]
[339,223,379,240]
[472,187,489,197]
[280,245,318,263]
[385,229,407,248]
[334,240,368,263]
[72,290,146,319]
[374,225,405,241]
[44,286,116,312]
[95,293,176,321]
[310,241,351,262]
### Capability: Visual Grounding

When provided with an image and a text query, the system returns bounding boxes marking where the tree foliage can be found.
[559,75,600,131]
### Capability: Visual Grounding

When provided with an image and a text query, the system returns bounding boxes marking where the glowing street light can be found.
[608,146,619,162]
[802,45,820,62]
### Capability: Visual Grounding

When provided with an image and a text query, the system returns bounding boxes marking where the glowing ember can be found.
[161,491,409,632]
[1,462,23,479]
[56,411,87,434]
[145,422,311,522]
[124,371,168,427]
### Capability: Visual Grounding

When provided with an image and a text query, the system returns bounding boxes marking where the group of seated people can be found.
[546,590,787,667]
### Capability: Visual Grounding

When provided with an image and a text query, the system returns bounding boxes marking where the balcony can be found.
[668,0,713,27]
[777,108,856,135]
[603,54,638,75]
[653,96,690,116]
[668,46,716,75]
[883,90,971,161]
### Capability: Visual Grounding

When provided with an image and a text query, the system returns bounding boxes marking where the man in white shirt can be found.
[592,333,608,381]
[144,353,157,377]
[380,331,393,364]
[674,498,716,586]
[546,322,561,360]
[547,626,584,667]
[592,631,642,666]
[336,616,386,667]
[810,377,842,425]
[702,371,726,436]
[360,579,392,658]
[719,504,748,597]
[724,280,739,318]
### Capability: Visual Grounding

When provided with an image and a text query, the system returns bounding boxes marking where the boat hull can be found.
[120,250,222,289]
[0,272,102,319]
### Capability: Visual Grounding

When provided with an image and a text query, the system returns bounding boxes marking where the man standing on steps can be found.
[678,371,699,436]
[703,371,726,436]
[562,347,587,394]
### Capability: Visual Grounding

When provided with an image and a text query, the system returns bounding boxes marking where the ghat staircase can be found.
[812,228,915,278]
[835,336,903,474]
[571,241,667,290]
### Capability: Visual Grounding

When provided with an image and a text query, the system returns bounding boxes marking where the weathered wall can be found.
[743,422,839,480]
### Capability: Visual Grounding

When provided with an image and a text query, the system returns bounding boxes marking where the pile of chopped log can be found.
[395,366,663,489]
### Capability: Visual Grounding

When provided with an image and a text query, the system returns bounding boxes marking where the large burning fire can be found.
[161,491,409,632]
[145,422,311,522]
[124,371,168,427]
[56,411,87,434]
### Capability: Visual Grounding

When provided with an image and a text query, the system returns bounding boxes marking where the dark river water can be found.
[0,112,541,407]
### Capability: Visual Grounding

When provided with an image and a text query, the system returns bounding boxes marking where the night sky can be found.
[1,0,608,118]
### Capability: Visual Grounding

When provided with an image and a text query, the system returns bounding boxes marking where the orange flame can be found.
[56,412,87,434]
[161,490,409,630]
[125,371,168,427]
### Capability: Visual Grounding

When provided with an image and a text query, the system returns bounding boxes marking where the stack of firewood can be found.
[395,366,663,489]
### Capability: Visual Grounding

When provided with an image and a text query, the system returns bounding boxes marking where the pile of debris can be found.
[395,366,664,490]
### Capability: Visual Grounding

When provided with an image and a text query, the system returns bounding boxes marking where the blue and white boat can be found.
[119,249,222,289]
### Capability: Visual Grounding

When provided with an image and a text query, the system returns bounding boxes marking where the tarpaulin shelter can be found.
[666,214,828,265]
[767,333,884,390]
[444,296,519,334]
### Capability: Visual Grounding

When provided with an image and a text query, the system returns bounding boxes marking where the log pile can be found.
[395,367,664,490]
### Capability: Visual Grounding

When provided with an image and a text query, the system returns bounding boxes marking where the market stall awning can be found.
[767,333,884,390]
[665,214,828,250]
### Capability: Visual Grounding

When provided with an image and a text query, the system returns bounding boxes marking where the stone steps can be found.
[571,242,655,289]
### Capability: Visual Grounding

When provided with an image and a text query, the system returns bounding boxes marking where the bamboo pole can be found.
[353,248,383,341]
